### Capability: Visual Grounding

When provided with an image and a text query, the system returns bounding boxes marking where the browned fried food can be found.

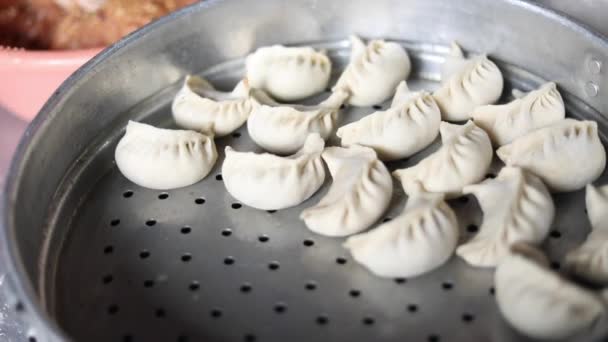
[0,1,62,49]
[50,0,196,49]
[0,0,196,50]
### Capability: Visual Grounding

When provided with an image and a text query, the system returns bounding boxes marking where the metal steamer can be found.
[2,0,608,341]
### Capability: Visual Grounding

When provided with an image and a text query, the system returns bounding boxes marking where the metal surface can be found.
[3,0,608,341]
[0,109,29,342]
[537,0,608,40]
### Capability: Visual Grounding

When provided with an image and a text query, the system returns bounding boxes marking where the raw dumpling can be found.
[246,45,331,101]
[333,35,411,106]
[586,184,608,231]
[336,81,441,160]
[433,42,504,121]
[222,134,325,210]
[472,82,565,146]
[456,167,554,268]
[115,121,217,190]
[247,89,349,154]
[392,121,492,197]
[495,243,604,340]
[300,145,393,237]
[497,119,606,192]
[565,184,608,285]
[344,182,458,278]
[172,75,253,136]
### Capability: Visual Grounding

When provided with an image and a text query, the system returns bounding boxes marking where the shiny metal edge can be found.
[0,2,224,341]
[2,0,608,340]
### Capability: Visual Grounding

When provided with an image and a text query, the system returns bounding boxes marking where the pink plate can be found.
[0,47,102,121]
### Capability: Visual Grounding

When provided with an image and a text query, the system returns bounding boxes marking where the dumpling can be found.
[222,134,325,210]
[115,121,217,190]
[247,89,349,154]
[564,184,608,285]
[433,42,504,121]
[333,35,411,106]
[586,184,608,231]
[497,119,606,192]
[344,181,458,278]
[171,75,253,136]
[300,145,393,237]
[392,121,492,197]
[246,45,331,101]
[456,167,554,268]
[472,82,565,146]
[336,81,441,160]
[495,243,604,340]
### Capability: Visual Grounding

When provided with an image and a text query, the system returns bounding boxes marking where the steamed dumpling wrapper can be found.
[345,181,458,278]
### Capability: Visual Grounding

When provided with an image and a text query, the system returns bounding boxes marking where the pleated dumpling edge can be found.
[495,244,604,340]
[333,35,411,106]
[456,167,555,268]
[300,145,393,237]
[246,45,331,101]
[433,42,504,121]
[393,120,492,197]
[336,80,441,161]
[565,184,608,285]
[115,121,217,190]
[172,75,253,137]
[345,181,458,278]
[222,133,326,210]
[497,119,606,192]
[247,89,349,155]
[472,81,565,146]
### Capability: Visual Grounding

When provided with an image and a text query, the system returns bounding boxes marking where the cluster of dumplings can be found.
[114,36,608,340]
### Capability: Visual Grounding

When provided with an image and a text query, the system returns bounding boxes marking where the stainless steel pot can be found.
[2,0,608,341]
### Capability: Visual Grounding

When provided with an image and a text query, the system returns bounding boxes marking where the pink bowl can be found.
[0,47,102,121]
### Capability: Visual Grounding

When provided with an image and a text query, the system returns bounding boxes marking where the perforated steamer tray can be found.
[28,42,608,342]
[4,1,608,342]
